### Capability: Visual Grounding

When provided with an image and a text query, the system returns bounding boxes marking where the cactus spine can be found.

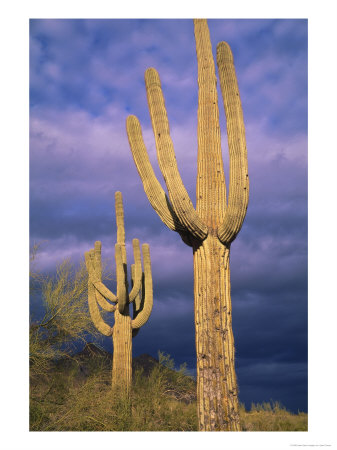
[85,191,153,392]
[126,19,248,430]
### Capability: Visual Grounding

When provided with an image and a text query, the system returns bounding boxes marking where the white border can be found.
[2,1,336,449]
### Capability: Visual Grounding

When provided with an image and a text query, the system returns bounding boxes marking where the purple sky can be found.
[29,18,308,413]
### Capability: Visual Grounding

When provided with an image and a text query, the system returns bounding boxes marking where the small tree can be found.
[29,248,101,379]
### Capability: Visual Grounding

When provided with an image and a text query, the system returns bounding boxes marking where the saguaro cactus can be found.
[85,191,153,392]
[126,19,248,430]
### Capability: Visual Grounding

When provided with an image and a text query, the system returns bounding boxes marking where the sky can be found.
[29,18,308,414]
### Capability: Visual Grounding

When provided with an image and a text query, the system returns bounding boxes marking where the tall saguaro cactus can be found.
[126,19,248,430]
[85,191,153,392]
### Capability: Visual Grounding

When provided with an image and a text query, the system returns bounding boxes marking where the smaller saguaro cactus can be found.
[84,191,153,392]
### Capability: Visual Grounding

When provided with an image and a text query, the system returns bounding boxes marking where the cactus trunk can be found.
[112,308,132,391]
[193,234,240,430]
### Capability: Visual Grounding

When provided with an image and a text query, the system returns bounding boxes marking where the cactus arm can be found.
[131,244,153,329]
[126,115,186,233]
[92,241,117,308]
[131,264,142,312]
[93,282,117,307]
[128,239,142,303]
[194,19,227,228]
[85,251,113,336]
[115,243,128,313]
[85,244,117,308]
[144,67,208,241]
[216,41,249,244]
[88,281,114,336]
[131,263,142,338]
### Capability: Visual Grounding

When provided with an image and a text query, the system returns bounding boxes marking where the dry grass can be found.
[30,353,197,431]
[30,353,307,432]
[240,402,307,431]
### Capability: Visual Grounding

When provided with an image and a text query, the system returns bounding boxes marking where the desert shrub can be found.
[29,246,104,380]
